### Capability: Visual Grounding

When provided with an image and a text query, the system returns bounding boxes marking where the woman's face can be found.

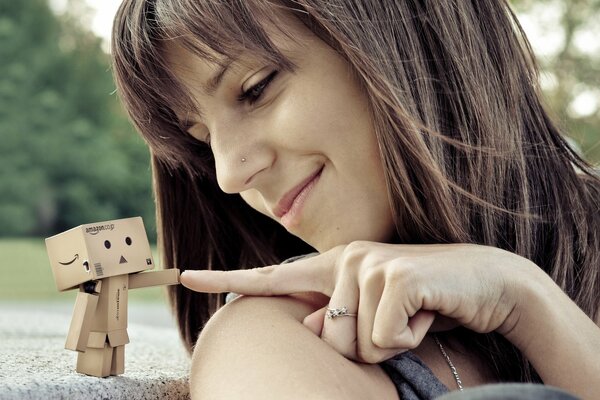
[166,14,394,252]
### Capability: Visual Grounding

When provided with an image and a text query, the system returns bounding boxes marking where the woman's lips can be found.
[274,167,324,227]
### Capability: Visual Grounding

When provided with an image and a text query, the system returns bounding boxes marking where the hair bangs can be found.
[112,0,297,177]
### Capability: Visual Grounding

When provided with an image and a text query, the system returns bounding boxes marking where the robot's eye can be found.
[125,237,132,246]
[104,240,111,249]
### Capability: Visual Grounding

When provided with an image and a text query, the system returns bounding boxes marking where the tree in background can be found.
[514,0,600,162]
[0,0,154,237]
[0,0,597,237]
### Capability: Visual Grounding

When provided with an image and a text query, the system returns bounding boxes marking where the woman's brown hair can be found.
[111,0,600,383]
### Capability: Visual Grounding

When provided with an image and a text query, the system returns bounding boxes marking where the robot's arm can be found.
[65,280,101,352]
[129,269,180,290]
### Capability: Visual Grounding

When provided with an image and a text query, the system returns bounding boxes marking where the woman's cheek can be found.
[240,190,270,217]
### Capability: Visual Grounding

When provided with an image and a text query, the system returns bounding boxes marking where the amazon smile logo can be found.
[86,224,115,235]
[59,254,79,265]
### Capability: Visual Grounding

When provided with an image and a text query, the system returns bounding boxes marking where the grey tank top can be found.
[381,351,449,399]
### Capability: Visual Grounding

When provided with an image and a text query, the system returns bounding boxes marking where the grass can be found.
[0,238,168,303]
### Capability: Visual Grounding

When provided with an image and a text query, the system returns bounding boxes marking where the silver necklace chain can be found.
[433,334,464,391]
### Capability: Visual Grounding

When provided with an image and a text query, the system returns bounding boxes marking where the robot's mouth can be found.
[119,255,128,264]
[59,254,79,266]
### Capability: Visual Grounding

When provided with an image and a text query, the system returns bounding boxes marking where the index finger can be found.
[180,251,337,296]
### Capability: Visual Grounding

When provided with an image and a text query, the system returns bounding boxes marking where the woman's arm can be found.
[183,242,600,399]
[190,295,398,400]
[501,261,600,400]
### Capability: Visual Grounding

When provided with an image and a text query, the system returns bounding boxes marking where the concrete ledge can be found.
[0,302,190,400]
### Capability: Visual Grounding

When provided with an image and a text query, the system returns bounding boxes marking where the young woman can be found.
[111,0,600,398]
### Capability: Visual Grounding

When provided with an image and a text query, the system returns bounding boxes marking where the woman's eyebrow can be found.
[203,57,236,96]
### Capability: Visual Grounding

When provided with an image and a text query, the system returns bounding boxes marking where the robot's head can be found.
[45,217,154,291]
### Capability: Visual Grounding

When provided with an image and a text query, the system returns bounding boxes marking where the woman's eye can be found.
[238,70,278,105]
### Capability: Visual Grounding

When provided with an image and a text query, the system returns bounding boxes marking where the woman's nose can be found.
[210,119,273,194]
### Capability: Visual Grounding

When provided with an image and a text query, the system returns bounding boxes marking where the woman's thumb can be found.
[303,307,327,336]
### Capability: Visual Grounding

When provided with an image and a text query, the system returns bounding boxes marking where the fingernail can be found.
[180,270,200,278]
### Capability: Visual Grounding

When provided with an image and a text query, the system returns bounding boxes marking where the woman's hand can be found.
[180,241,532,363]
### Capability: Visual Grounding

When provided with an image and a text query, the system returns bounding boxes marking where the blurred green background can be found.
[0,0,598,302]
[0,0,159,302]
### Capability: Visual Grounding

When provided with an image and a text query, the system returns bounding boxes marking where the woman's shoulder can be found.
[192,295,398,399]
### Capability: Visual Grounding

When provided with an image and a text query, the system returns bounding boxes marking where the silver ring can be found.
[326,306,357,319]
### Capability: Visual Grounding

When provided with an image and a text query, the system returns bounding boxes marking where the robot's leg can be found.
[76,345,114,378]
[110,345,125,375]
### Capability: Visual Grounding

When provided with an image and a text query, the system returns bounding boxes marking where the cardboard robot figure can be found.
[45,216,180,377]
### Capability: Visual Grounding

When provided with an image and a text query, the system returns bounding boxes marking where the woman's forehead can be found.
[159,10,318,122]
[164,42,232,87]
[162,16,312,92]
[163,42,264,96]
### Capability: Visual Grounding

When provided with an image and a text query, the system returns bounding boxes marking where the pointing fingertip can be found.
[180,270,196,287]
[179,271,189,287]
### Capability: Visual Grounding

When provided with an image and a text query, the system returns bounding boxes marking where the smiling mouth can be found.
[276,166,324,228]
[59,254,79,266]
